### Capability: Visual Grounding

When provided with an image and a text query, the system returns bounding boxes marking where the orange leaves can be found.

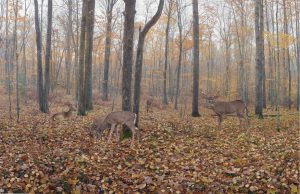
[0,100,299,193]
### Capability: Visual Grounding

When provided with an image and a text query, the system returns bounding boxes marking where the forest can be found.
[0,0,299,193]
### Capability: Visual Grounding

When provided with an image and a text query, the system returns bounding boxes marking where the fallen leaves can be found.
[0,104,299,193]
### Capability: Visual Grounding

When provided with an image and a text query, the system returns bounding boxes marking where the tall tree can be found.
[65,0,73,95]
[78,0,88,115]
[102,0,118,101]
[5,0,12,119]
[84,0,95,110]
[191,0,200,117]
[162,0,174,105]
[283,0,291,109]
[13,0,19,121]
[78,0,95,114]
[174,0,184,110]
[33,0,53,113]
[255,0,264,118]
[265,1,275,107]
[43,0,53,112]
[122,0,136,111]
[296,0,300,111]
[133,0,164,121]
[34,0,45,112]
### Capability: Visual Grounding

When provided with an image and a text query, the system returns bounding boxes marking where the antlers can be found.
[200,91,220,99]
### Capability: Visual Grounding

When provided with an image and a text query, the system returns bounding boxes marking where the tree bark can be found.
[122,0,136,111]
[163,0,173,105]
[43,0,53,113]
[192,0,200,117]
[133,0,164,122]
[84,0,95,111]
[102,0,116,101]
[296,0,300,110]
[255,0,263,118]
[174,1,183,110]
[65,0,72,95]
[78,0,88,115]
[34,0,45,112]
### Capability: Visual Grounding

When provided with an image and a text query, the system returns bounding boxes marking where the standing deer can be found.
[146,97,162,112]
[92,111,140,149]
[51,103,76,121]
[201,92,249,131]
[89,116,122,141]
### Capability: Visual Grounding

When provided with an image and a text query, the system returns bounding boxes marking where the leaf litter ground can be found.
[0,101,299,193]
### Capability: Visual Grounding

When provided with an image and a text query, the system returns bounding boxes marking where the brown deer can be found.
[146,97,162,112]
[92,111,140,149]
[201,92,249,131]
[89,116,122,141]
[51,103,76,121]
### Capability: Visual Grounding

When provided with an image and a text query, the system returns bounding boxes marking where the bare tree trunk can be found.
[282,0,291,109]
[74,0,80,100]
[133,0,164,123]
[174,2,183,110]
[122,0,136,111]
[192,0,200,117]
[13,0,20,121]
[261,0,266,109]
[266,2,275,107]
[255,0,264,118]
[5,0,12,119]
[43,0,53,113]
[296,0,300,111]
[4,0,9,93]
[78,0,88,115]
[22,0,29,104]
[84,0,95,111]
[102,0,117,101]
[275,0,280,130]
[65,0,73,95]
[34,0,45,112]
[163,0,173,105]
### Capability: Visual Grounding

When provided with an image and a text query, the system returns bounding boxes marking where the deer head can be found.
[200,91,220,109]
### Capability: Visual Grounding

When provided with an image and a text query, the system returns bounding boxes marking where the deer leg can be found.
[238,113,247,129]
[126,123,136,149]
[116,125,122,143]
[245,115,250,130]
[136,127,140,148]
[130,129,135,149]
[238,115,243,128]
[217,115,223,130]
[107,124,116,143]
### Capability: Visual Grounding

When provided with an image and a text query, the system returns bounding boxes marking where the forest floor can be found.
[0,93,299,193]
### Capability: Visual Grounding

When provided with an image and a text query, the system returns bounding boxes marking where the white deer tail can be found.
[133,113,137,125]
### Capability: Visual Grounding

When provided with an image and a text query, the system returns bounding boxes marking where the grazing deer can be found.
[146,97,162,112]
[92,111,140,149]
[201,92,249,131]
[51,103,76,121]
[89,116,123,141]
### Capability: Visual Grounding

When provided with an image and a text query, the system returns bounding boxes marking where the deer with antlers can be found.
[201,92,249,131]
